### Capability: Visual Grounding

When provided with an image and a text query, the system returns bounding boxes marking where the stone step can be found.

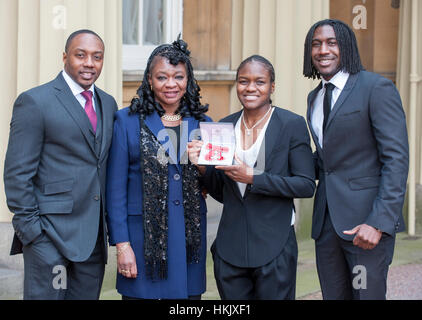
[0,267,23,300]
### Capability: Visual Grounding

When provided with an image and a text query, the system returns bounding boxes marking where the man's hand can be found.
[343,224,382,250]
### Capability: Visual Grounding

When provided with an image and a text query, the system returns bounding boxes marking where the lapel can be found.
[221,112,244,201]
[144,111,181,172]
[53,73,97,157]
[95,88,112,161]
[257,107,282,171]
[307,82,323,156]
[324,72,359,131]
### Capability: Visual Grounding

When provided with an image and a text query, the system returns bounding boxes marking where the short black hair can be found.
[65,29,104,53]
[303,19,364,79]
[129,36,208,120]
[236,55,275,83]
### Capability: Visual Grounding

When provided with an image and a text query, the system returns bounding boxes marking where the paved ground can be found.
[298,235,422,300]
[300,262,422,300]
[386,263,422,300]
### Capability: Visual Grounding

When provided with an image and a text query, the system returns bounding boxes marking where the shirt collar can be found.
[62,70,95,97]
[321,70,350,91]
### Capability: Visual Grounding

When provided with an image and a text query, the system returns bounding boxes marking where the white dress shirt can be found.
[62,70,97,111]
[235,108,295,225]
[311,70,350,148]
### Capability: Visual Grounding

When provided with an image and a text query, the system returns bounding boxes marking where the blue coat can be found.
[106,107,210,299]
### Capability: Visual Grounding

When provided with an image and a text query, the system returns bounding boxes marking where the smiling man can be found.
[4,29,118,299]
[303,19,409,300]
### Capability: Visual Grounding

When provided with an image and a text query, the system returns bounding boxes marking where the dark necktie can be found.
[81,90,97,133]
[323,82,335,132]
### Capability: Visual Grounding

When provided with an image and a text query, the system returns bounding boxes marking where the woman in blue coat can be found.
[106,38,211,299]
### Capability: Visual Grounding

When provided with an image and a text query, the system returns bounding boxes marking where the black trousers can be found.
[22,231,105,300]
[212,226,298,300]
[315,209,395,300]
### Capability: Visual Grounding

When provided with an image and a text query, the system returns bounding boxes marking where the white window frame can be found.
[122,0,183,71]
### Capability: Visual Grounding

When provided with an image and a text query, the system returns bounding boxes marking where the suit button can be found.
[173,200,180,206]
[97,164,101,169]
[94,195,100,201]
[173,173,180,181]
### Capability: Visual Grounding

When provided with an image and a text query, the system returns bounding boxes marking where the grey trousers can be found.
[22,231,105,300]
[315,211,395,300]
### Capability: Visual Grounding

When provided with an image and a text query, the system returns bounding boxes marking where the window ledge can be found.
[123,70,237,82]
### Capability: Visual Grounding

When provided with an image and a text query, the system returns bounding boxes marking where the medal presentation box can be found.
[198,122,235,166]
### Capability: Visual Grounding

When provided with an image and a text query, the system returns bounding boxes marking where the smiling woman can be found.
[105,37,212,300]
[187,55,316,300]
[148,57,188,120]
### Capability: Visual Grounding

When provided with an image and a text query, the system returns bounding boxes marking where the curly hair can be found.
[129,36,208,120]
[303,19,364,79]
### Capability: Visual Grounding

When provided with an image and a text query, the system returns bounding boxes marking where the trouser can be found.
[22,231,105,300]
[212,226,298,300]
[315,209,395,300]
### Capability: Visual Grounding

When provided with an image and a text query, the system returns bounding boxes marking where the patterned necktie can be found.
[81,90,97,133]
[323,83,335,132]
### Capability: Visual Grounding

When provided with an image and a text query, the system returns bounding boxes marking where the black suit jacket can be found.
[306,71,409,241]
[4,73,118,262]
[204,107,315,268]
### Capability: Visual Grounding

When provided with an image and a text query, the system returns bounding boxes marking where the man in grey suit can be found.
[4,29,118,299]
[303,19,409,299]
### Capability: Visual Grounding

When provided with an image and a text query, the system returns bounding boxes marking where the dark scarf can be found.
[139,114,202,280]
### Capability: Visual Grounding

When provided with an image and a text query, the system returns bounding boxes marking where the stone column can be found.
[230,0,329,115]
[0,0,123,222]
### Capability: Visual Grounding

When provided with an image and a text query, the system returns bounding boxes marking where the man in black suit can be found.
[4,29,118,299]
[303,19,409,299]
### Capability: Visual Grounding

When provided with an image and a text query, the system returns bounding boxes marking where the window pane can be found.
[142,0,163,45]
[122,0,139,45]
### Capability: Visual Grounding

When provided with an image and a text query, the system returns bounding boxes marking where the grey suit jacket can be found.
[306,70,409,241]
[4,73,118,262]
